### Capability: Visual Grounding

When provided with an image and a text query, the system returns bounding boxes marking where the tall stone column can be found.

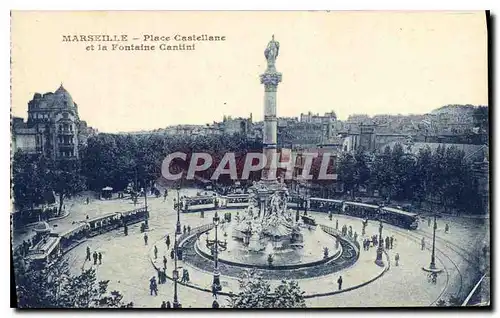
[260,35,282,182]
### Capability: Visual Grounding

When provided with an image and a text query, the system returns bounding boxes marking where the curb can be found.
[147,223,389,299]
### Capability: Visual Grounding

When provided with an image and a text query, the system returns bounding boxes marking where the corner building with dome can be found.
[12,84,96,160]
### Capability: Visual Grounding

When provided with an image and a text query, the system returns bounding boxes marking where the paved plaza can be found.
[14,188,488,308]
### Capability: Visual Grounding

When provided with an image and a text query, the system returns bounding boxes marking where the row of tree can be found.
[335,143,485,214]
[12,132,486,216]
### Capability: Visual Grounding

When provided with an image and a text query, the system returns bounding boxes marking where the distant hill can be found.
[431,104,487,115]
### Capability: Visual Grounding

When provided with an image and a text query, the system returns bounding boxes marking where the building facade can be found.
[12,84,94,160]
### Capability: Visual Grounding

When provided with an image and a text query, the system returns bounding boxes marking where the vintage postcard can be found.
[10,11,490,309]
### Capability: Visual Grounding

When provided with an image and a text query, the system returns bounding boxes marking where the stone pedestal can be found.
[374,246,384,267]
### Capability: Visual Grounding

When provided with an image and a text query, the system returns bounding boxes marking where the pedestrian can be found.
[86,215,89,220]
[157,268,162,284]
[212,300,220,308]
[162,267,167,284]
[86,246,91,261]
[124,224,128,236]
[183,225,187,235]
[144,233,148,245]
[170,248,175,260]
[163,255,167,269]
[93,251,98,265]
[445,223,449,234]
[166,301,172,308]
[86,197,90,205]
[212,284,218,298]
[354,232,358,242]
[335,219,339,230]
[150,276,158,296]
[166,235,171,249]
[395,253,400,266]
[185,269,190,283]
[163,190,168,202]
[98,252,102,265]
[161,301,167,308]
[385,236,390,250]
[337,276,343,290]
[421,237,426,250]
[390,236,394,249]
[154,245,158,259]
[188,225,191,234]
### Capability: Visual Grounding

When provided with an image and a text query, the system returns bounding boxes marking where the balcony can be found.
[58,143,74,149]
[58,130,74,135]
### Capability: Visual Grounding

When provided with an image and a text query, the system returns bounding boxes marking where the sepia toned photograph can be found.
[10,11,490,309]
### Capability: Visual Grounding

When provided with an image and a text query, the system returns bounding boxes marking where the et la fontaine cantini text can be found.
[62,34,227,52]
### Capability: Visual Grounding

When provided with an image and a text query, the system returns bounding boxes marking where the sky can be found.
[11,11,488,133]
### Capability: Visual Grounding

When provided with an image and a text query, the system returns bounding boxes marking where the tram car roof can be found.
[60,222,89,237]
[184,195,215,201]
[381,206,418,217]
[344,201,378,209]
[87,212,118,223]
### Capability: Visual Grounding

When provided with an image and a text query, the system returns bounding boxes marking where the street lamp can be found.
[205,210,227,292]
[175,185,182,235]
[172,184,182,308]
[423,214,442,273]
[374,220,384,267]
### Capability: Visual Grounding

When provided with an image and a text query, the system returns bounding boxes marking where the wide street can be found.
[36,188,488,308]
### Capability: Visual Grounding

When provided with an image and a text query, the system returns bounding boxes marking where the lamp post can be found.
[205,210,227,292]
[423,214,442,273]
[175,185,182,235]
[374,220,384,266]
[173,184,182,308]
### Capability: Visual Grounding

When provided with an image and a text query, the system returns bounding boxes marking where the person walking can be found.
[124,224,128,236]
[188,225,191,234]
[212,300,220,308]
[93,251,98,265]
[166,235,171,249]
[150,276,158,296]
[161,301,167,308]
[395,253,400,266]
[335,219,339,230]
[166,301,172,308]
[183,225,187,235]
[154,245,158,259]
[170,248,175,260]
[157,268,162,284]
[144,233,148,245]
[421,237,426,250]
[86,246,91,261]
[445,223,450,234]
[212,284,218,299]
[98,252,102,265]
[163,255,168,269]
[390,236,394,249]
[337,276,343,290]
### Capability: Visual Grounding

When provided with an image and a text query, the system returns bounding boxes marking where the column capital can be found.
[260,72,282,92]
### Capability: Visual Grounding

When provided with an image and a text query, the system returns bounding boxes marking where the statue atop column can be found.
[264,35,280,69]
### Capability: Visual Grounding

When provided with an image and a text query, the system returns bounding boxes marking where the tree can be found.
[13,252,133,308]
[47,160,87,214]
[371,146,395,202]
[229,270,306,308]
[12,152,51,213]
